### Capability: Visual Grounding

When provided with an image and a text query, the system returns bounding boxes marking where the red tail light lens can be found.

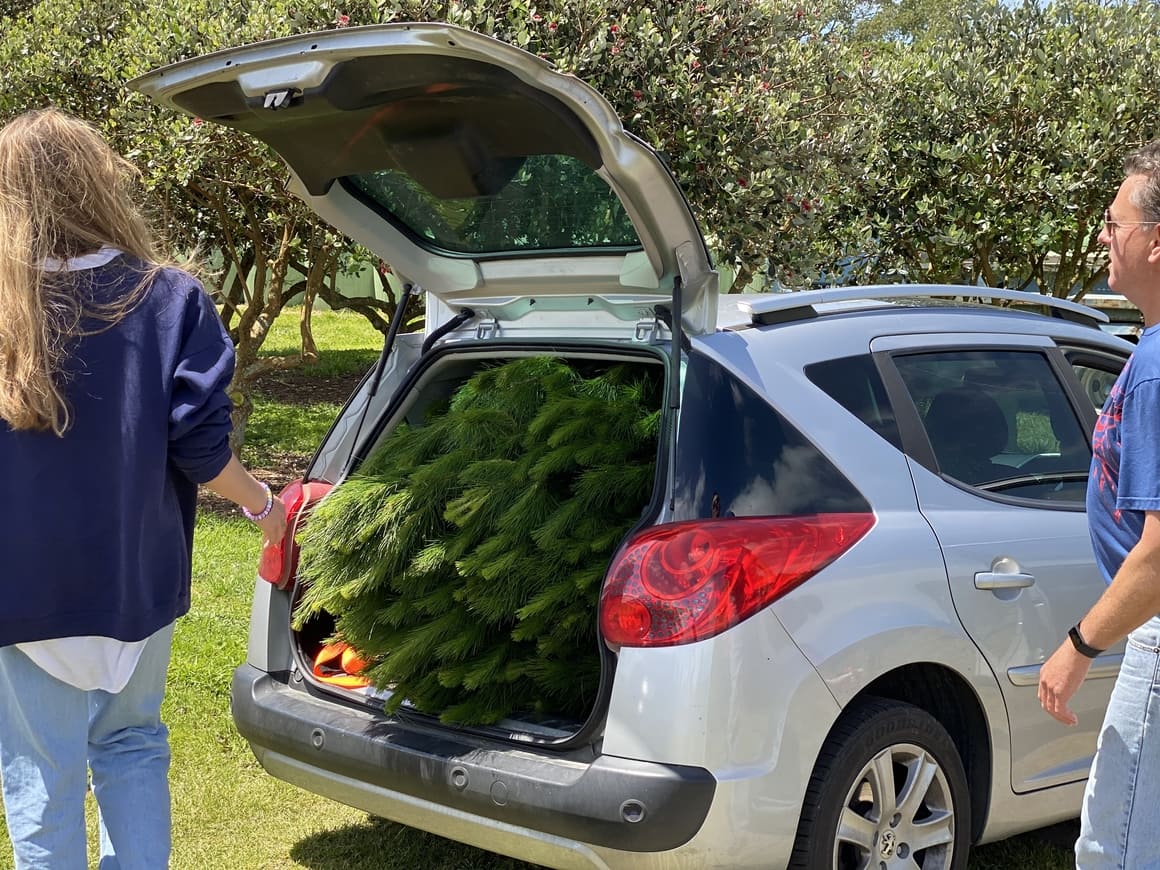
[257,479,333,589]
[599,513,875,647]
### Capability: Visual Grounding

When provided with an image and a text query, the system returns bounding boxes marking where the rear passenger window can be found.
[893,350,1091,503]
[806,354,902,449]
[672,353,869,520]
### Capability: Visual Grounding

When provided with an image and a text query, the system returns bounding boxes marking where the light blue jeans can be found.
[1077,615,1160,869]
[0,623,174,870]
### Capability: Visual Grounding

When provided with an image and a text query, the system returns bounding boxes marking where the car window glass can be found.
[806,354,903,450]
[894,350,1090,503]
[1070,362,1122,412]
[345,154,642,256]
[672,353,869,520]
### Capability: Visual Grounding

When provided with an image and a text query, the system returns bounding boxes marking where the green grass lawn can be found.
[0,311,1077,868]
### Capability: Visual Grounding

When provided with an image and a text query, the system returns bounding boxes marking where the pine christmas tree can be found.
[294,357,661,725]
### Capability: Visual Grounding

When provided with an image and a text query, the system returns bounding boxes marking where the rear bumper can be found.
[231,665,715,857]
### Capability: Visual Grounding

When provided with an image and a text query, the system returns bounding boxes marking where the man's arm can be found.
[1039,510,1160,725]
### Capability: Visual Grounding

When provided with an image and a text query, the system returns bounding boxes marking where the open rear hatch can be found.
[129,22,718,345]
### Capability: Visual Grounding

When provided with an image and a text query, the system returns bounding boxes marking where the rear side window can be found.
[806,354,902,449]
[672,353,869,520]
[894,350,1091,502]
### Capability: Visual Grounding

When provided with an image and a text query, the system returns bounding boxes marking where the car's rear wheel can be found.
[789,697,970,870]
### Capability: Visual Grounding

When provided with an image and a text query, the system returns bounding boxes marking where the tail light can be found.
[257,479,333,589]
[599,513,875,647]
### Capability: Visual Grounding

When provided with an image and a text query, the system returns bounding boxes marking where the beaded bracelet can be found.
[242,481,273,522]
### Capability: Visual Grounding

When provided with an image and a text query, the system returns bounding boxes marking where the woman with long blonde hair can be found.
[0,108,286,870]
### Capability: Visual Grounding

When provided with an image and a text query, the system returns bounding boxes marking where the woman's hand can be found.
[254,495,288,546]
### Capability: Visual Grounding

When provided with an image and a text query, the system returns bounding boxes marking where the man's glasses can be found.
[1104,208,1159,237]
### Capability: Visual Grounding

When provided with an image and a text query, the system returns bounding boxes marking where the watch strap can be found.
[1068,623,1105,659]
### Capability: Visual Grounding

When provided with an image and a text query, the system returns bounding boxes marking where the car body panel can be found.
[867,331,1118,792]
[601,600,841,777]
[908,461,1117,792]
[245,577,294,674]
[693,311,1128,839]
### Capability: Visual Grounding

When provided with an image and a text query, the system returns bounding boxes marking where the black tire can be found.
[788,697,971,870]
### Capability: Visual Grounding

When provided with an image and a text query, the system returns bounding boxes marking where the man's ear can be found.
[1149,225,1160,263]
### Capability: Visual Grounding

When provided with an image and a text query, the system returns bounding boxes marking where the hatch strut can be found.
[660,275,683,511]
[667,274,683,413]
[343,281,416,473]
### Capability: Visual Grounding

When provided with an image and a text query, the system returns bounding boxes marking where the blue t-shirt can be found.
[1088,324,1160,584]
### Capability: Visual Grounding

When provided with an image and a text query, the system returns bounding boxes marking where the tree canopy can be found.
[1,0,1158,444]
[831,0,1160,297]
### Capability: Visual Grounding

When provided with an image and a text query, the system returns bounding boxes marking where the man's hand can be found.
[1038,640,1093,726]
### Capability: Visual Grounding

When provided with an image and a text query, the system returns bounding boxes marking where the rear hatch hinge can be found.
[633,314,670,344]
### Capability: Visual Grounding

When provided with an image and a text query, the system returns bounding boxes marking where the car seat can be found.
[923,386,1011,486]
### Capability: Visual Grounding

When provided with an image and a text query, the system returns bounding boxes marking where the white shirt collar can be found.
[42,246,124,273]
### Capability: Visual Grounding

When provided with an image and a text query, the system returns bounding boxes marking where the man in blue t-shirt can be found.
[1038,141,1160,868]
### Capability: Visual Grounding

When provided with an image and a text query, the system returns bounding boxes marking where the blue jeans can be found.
[0,624,173,870]
[1077,615,1160,869]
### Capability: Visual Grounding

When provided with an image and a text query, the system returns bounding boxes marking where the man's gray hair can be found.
[1124,141,1160,222]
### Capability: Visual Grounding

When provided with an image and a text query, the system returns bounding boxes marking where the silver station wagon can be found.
[135,22,1128,870]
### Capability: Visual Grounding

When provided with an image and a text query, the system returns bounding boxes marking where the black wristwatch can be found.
[1068,623,1105,659]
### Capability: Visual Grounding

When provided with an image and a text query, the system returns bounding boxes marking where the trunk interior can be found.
[291,345,668,743]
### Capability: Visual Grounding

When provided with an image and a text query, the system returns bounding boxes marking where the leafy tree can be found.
[0,0,416,446]
[1,0,863,442]
[850,0,964,44]
[829,0,1160,297]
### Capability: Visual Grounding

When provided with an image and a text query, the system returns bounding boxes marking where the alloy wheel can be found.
[832,742,955,870]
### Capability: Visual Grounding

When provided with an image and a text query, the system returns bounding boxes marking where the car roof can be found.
[705,290,1132,372]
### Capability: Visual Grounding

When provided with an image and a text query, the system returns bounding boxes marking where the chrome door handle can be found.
[974,571,1036,590]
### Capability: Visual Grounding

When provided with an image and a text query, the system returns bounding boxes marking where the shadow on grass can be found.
[289,817,539,870]
[288,812,1081,869]
[968,820,1078,869]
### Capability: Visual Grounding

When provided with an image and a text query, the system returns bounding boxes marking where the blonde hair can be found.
[0,108,161,435]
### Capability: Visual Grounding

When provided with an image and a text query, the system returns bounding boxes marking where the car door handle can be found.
[974,571,1036,590]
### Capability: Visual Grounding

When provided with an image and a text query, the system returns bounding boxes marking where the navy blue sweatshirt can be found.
[0,256,234,646]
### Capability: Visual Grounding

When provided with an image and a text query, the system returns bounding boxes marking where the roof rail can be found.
[738,284,1108,328]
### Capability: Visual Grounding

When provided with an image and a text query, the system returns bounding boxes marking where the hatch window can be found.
[346,154,641,256]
